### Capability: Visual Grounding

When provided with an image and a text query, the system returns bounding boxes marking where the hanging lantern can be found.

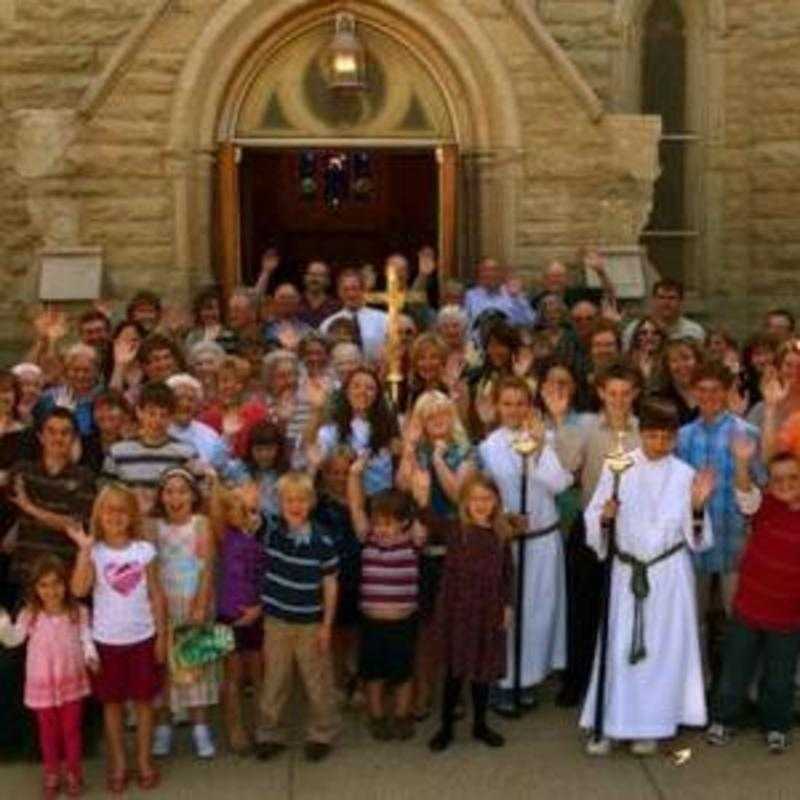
[325,12,367,91]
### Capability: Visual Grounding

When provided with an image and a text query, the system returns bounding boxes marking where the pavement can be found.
[1,691,798,800]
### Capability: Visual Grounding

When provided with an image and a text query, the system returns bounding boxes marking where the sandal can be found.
[137,768,161,791]
[105,771,128,795]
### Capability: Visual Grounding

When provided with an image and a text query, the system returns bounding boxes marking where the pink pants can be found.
[34,700,83,778]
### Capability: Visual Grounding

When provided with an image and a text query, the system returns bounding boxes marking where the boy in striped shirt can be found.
[348,456,424,741]
[257,472,340,763]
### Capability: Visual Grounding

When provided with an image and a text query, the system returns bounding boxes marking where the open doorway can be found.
[238,147,438,286]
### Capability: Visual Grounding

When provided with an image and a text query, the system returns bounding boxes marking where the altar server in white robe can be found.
[580,401,715,756]
[478,376,573,713]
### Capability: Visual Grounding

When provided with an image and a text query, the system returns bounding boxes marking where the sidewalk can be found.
[1,697,796,799]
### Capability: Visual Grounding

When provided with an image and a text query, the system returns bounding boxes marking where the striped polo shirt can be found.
[359,540,419,617]
[262,523,339,624]
[102,437,197,488]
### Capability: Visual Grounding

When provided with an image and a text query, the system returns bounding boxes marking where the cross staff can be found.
[593,432,634,743]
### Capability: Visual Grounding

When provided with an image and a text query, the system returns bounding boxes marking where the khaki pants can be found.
[258,618,339,745]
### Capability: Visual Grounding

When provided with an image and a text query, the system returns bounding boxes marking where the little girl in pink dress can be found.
[0,555,98,798]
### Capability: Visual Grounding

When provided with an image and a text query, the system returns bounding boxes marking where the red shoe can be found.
[42,773,59,800]
[64,771,84,797]
[137,768,161,791]
[105,770,129,795]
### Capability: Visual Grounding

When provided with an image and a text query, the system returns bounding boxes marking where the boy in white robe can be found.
[580,401,715,756]
[479,376,573,715]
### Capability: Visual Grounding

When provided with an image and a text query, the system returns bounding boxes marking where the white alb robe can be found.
[479,428,573,688]
[579,449,712,739]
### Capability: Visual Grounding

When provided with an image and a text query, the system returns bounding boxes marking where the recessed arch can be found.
[165,0,543,279]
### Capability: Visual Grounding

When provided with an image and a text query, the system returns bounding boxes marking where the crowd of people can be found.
[1,246,800,797]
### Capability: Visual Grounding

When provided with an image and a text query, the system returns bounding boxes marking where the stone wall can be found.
[0,0,798,360]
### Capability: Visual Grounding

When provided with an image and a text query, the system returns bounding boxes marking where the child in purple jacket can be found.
[213,484,265,754]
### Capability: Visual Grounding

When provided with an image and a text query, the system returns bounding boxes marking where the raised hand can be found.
[541,380,570,423]
[276,323,301,352]
[418,247,437,277]
[584,249,606,274]
[65,519,93,550]
[512,349,535,378]
[691,468,716,509]
[349,453,368,476]
[600,296,622,324]
[261,252,279,277]
[113,335,138,367]
[731,434,757,465]
[475,391,496,427]
[32,306,68,343]
[403,415,424,450]
[761,368,789,408]
[443,351,465,390]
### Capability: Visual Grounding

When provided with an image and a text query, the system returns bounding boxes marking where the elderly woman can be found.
[166,372,247,483]
[11,363,43,425]
[261,349,312,466]
[34,343,100,437]
[188,340,226,407]
[199,356,270,459]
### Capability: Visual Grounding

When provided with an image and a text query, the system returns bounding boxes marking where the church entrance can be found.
[238,146,438,286]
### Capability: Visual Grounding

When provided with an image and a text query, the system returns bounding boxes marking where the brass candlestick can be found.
[593,430,634,744]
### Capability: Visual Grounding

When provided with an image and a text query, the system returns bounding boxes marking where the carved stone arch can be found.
[165,0,541,280]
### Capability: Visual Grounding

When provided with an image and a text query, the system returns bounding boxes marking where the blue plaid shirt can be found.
[676,411,765,574]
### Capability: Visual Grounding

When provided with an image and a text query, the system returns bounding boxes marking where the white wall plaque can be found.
[38,248,104,301]
[585,245,648,300]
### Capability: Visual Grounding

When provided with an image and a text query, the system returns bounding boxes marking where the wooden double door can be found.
[216,144,457,294]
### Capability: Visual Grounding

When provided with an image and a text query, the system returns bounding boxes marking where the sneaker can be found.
[766,731,789,754]
[392,717,415,741]
[255,741,287,761]
[192,724,216,759]
[585,736,612,757]
[151,724,173,758]
[630,739,658,757]
[706,722,733,746]
[520,687,539,710]
[304,741,332,762]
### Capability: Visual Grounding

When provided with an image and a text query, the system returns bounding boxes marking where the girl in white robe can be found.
[580,419,714,755]
[478,378,573,710]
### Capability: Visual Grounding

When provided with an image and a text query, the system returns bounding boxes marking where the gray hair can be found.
[64,343,98,365]
[436,304,468,331]
[262,348,299,384]
[188,340,225,366]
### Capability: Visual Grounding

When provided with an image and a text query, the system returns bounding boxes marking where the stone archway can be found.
[166,0,533,285]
